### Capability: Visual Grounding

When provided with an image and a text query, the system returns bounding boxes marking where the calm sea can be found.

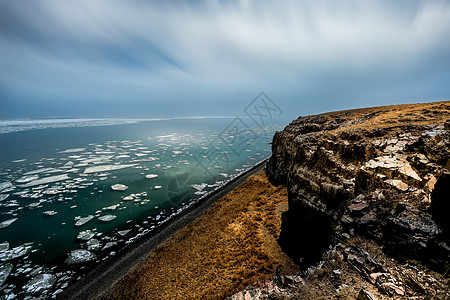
[0,117,280,298]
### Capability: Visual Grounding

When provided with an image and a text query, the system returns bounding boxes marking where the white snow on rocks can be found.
[65,249,96,264]
[363,156,422,181]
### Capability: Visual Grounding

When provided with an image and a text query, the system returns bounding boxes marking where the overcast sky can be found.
[1,0,449,120]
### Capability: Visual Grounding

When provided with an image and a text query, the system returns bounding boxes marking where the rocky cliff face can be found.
[266,102,450,272]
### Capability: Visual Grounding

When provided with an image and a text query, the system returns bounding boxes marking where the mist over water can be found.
[0,118,280,298]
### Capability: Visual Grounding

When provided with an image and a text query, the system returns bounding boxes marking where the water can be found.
[0,117,281,298]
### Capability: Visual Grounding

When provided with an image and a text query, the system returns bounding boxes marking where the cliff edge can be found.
[243,101,450,299]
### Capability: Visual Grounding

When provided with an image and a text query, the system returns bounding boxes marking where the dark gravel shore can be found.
[59,159,268,300]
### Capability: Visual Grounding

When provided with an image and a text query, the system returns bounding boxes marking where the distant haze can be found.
[1,0,449,121]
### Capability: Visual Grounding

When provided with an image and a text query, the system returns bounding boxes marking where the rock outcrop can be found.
[266,102,450,272]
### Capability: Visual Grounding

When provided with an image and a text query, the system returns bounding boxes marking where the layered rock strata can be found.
[266,102,450,271]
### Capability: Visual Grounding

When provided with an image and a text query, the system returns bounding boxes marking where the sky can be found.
[0,0,449,120]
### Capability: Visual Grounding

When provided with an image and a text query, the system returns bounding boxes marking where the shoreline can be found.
[60,159,269,299]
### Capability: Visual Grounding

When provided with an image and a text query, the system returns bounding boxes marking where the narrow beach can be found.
[61,160,297,299]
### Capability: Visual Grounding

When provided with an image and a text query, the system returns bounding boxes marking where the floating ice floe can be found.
[86,239,101,251]
[21,174,70,188]
[80,155,114,165]
[117,229,131,237]
[62,161,75,168]
[191,183,208,192]
[23,273,56,294]
[0,242,9,251]
[154,186,162,190]
[103,204,120,211]
[23,168,56,176]
[12,159,26,163]
[103,241,117,250]
[75,215,94,227]
[0,182,13,193]
[0,194,9,201]
[0,263,12,286]
[58,148,86,154]
[0,244,32,261]
[84,164,136,174]
[65,249,96,264]
[145,174,158,179]
[29,202,42,208]
[77,230,95,241]
[98,215,116,222]
[0,218,18,229]
[111,184,128,191]
[15,175,39,184]
[43,211,57,216]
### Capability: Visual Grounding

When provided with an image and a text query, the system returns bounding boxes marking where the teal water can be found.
[0,117,280,298]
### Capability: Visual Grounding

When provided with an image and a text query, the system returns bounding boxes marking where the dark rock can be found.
[430,171,450,241]
[266,103,450,273]
[357,289,378,300]
[444,119,450,130]
[278,195,333,268]
[354,171,372,195]
[364,128,386,138]
[382,206,448,270]
[349,203,369,215]
[359,212,376,224]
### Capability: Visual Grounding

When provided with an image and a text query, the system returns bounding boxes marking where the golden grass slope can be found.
[104,171,298,300]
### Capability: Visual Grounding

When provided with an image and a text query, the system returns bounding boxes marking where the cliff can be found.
[260,101,450,298]
[101,102,450,300]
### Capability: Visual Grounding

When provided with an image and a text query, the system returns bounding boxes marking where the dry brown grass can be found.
[104,171,298,300]
[323,101,450,135]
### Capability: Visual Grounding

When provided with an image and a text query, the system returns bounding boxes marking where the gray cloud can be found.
[0,0,449,118]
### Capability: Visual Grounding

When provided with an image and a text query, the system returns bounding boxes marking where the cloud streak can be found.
[1,0,449,118]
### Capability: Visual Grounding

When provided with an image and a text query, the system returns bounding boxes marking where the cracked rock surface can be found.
[241,101,450,299]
